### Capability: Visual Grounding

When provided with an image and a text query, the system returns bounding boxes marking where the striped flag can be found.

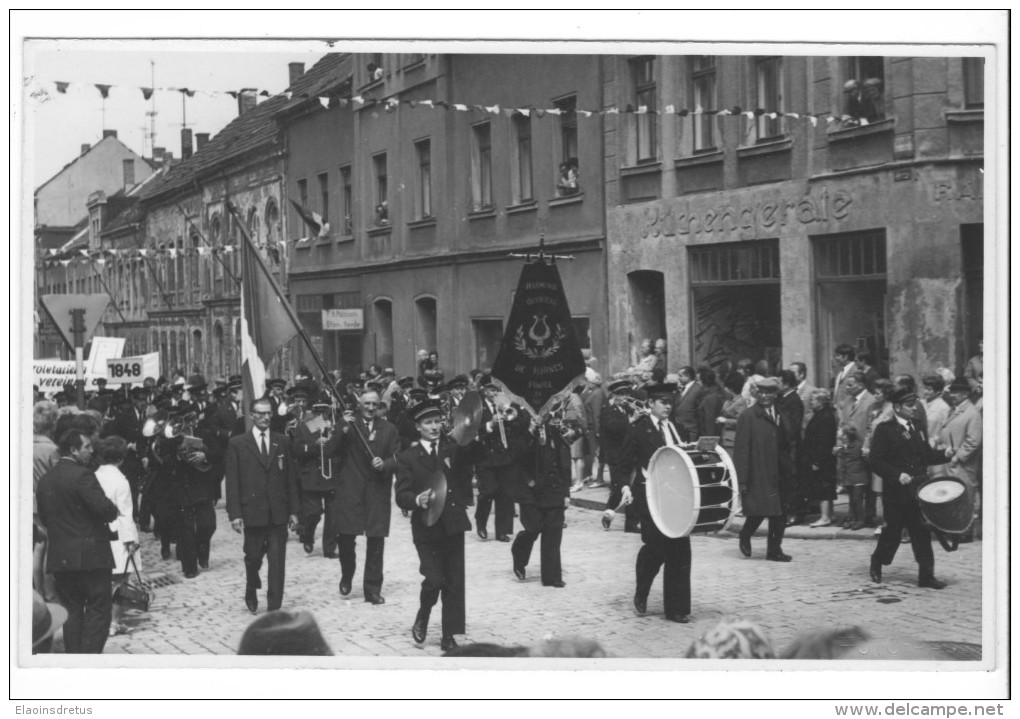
[240,226,301,427]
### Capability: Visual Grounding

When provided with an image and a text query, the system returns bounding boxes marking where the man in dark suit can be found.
[332,388,401,604]
[868,387,950,588]
[36,429,120,653]
[511,414,576,588]
[671,366,703,442]
[474,374,529,542]
[733,377,795,562]
[394,399,475,652]
[618,382,693,623]
[599,378,639,532]
[102,386,150,523]
[777,369,807,525]
[292,396,342,558]
[225,398,300,613]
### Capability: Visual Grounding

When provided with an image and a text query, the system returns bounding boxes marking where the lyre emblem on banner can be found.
[513,313,566,360]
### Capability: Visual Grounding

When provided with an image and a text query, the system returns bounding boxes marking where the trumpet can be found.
[319,406,336,479]
[615,394,650,417]
[141,414,185,439]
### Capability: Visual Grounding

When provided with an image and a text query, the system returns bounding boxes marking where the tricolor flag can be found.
[240,222,301,429]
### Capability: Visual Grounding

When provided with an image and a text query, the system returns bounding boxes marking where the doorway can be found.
[626,270,666,367]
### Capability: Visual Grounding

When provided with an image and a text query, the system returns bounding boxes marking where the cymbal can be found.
[450,391,483,446]
[424,469,448,527]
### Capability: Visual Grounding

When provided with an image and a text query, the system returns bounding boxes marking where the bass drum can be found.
[646,445,739,539]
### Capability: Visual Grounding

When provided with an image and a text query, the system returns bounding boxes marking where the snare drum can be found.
[646,445,739,538]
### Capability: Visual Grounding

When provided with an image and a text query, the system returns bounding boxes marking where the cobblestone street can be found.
[103,494,983,660]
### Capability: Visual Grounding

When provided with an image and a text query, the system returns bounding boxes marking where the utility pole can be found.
[70,309,87,409]
[146,60,158,159]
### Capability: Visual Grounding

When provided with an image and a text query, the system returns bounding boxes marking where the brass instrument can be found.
[178,434,213,472]
[493,402,519,449]
[615,394,650,417]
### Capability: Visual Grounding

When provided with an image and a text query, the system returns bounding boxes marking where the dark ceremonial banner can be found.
[490,261,586,416]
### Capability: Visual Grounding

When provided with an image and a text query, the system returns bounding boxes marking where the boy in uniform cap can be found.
[291,397,344,558]
[600,378,640,532]
[618,383,694,623]
[266,379,289,434]
[733,376,795,563]
[867,387,951,588]
[396,388,428,450]
[395,399,476,652]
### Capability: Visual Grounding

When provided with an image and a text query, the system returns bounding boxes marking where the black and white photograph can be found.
[12,9,1008,710]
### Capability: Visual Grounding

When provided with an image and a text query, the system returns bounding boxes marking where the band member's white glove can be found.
[231,518,244,533]
[416,489,432,508]
[621,485,633,506]
[371,457,385,470]
[898,472,912,486]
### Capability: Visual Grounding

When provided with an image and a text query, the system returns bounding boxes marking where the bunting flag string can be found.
[30,76,850,125]
[38,241,277,267]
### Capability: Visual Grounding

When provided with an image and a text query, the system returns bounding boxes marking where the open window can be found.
[841,56,885,126]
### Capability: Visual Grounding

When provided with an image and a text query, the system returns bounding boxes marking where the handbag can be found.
[113,549,152,612]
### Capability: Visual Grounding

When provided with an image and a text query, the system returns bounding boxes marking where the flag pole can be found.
[227,201,377,460]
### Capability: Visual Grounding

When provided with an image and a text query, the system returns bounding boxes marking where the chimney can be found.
[153,146,166,167]
[181,128,193,160]
[288,62,305,87]
[195,133,210,151]
[80,143,90,155]
[237,90,257,116]
[102,129,117,139]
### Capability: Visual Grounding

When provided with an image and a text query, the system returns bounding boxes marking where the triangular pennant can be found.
[352,95,364,105]
[635,105,647,114]
[786,112,799,119]
[605,106,619,114]
[693,106,703,115]
[744,111,755,119]
[767,112,778,120]
[578,110,593,118]
[180,88,195,98]
[717,109,731,116]
[663,104,675,115]
[452,104,468,112]
[95,259,106,268]
[284,91,293,100]
[419,99,433,108]
[55,81,69,94]
[809,116,818,127]
[385,99,399,112]
[59,259,71,267]
[826,116,837,124]
[95,84,111,99]
[318,96,330,110]
[546,108,562,116]
[486,104,500,114]
[78,249,89,257]
[519,108,530,117]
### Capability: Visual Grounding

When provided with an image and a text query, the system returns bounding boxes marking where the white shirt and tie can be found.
[651,416,680,446]
[252,426,270,458]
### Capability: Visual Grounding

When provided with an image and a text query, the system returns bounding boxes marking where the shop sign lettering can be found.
[635,186,853,241]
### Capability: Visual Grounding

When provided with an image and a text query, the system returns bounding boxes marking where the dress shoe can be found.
[513,565,526,581]
[161,546,171,560]
[496,535,510,543]
[198,558,209,569]
[601,510,614,530]
[245,588,258,614]
[849,522,864,531]
[440,635,458,652]
[633,595,647,615]
[766,551,793,562]
[476,526,488,540]
[869,558,882,584]
[786,516,801,527]
[303,541,314,554]
[543,580,566,588]
[338,577,352,596]
[365,593,386,605]
[664,614,690,623]
[809,519,832,528]
[411,608,430,644]
[738,534,751,558]
[323,551,338,559]
[184,570,198,579]
[918,576,947,590]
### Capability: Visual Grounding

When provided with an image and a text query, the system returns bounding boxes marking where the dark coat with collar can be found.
[777,389,805,447]
[516,429,573,508]
[868,418,948,504]
[224,430,299,527]
[103,404,147,481]
[394,438,473,544]
[598,403,631,465]
[37,458,120,573]
[733,402,794,517]
[331,417,401,537]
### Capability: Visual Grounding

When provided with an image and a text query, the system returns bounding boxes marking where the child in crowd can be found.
[834,425,868,530]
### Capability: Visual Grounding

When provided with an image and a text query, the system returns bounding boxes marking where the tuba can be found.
[615,394,650,418]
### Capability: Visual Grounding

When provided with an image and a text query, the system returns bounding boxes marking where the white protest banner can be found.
[106,352,160,385]
[87,336,126,377]
[33,360,103,392]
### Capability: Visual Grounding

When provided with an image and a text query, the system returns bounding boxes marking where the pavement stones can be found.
[104,498,982,659]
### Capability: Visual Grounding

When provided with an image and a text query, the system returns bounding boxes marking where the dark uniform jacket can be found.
[599,403,631,466]
[103,404,148,482]
[516,430,573,508]
[477,401,530,467]
[394,438,473,543]
[224,430,300,527]
[37,458,119,573]
[291,418,343,492]
[868,417,948,504]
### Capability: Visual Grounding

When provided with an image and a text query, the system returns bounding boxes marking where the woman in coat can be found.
[799,389,838,527]
[717,372,748,451]
[93,436,140,636]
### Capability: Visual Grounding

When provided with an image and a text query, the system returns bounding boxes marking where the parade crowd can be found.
[30,338,983,656]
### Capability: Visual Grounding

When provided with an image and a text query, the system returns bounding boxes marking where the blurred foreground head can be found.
[237,610,333,656]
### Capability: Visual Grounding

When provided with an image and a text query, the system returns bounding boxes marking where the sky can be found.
[24,40,332,186]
